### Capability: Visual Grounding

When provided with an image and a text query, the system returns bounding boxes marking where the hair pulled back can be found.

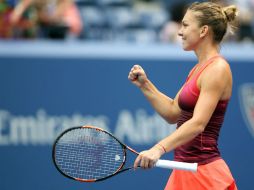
[188,2,238,43]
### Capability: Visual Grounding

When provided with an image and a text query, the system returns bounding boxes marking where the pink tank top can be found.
[175,55,229,165]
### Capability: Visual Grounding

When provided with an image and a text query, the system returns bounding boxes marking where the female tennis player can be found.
[128,1,238,190]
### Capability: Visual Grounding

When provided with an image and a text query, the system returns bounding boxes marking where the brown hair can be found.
[188,2,238,43]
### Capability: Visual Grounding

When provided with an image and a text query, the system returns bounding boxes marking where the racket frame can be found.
[52,125,138,182]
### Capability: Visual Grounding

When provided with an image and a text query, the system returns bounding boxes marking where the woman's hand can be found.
[128,65,148,88]
[134,145,165,169]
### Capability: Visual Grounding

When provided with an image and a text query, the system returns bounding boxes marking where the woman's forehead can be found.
[182,11,191,22]
[182,10,201,23]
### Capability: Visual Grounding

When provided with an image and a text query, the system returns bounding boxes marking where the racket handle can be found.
[155,159,198,172]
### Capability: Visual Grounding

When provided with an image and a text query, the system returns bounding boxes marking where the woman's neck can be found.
[194,40,220,65]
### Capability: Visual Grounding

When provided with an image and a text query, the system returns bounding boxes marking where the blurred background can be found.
[0,0,254,42]
[0,0,254,189]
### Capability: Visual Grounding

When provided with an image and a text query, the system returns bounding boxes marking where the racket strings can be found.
[54,128,125,180]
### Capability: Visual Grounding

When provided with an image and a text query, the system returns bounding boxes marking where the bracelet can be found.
[156,143,167,153]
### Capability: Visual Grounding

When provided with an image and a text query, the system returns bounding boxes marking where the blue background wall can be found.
[0,42,253,189]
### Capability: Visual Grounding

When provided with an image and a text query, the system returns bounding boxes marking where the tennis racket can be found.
[52,125,197,182]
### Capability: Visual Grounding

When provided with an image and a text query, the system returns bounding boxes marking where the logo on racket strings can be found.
[115,155,121,161]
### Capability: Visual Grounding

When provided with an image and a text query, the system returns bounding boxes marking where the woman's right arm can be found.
[128,65,182,124]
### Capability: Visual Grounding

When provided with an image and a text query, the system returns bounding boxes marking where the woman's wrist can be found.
[153,143,167,156]
[140,79,157,99]
[139,78,150,91]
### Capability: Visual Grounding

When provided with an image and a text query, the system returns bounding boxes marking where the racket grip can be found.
[155,159,198,172]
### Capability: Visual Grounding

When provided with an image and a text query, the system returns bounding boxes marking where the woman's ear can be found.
[200,25,209,38]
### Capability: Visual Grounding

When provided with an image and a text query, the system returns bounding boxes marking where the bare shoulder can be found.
[202,57,232,80]
[198,57,232,100]
[199,57,232,92]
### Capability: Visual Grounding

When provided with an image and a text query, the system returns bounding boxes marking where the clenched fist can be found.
[128,65,148,88]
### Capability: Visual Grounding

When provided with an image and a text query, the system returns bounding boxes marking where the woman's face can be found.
[178,10,204,51]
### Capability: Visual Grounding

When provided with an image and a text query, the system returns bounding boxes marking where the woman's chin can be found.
[182,46,192,51]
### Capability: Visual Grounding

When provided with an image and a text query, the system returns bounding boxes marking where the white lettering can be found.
[115,109,176,145]
[114,110,140,143]
[0,110,10,145]
[0,109,175,146]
